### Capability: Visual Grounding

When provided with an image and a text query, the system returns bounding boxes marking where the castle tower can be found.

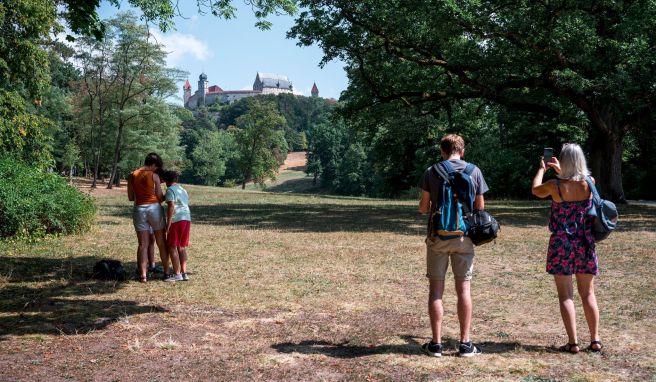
[311,82,319,97]
[183,79,191,105]
[197,73,208,107]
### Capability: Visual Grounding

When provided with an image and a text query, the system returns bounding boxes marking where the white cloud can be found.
[150,30,212,67]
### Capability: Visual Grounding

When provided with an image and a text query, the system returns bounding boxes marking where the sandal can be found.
[139,276,147,283]
[559,343,579,354]
[588,340,603,352]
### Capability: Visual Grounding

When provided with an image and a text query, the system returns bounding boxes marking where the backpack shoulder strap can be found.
[463,163,476,176]
[432,162,450,184]
[439,160,456,175]
[584,176,601,204]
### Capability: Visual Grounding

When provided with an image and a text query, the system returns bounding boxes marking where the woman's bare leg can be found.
[554,275,579,350]
[148,232,156,268]
[136,231,150,280]
[576,274,600,349]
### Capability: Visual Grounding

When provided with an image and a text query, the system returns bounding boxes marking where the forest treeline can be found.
[1,1,655,235]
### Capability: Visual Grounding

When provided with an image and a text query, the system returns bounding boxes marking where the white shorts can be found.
[133,203,165,232]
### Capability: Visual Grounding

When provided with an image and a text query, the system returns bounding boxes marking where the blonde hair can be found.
[558,143,590,181]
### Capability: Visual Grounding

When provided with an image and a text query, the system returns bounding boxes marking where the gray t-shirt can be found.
[419,159,489,208]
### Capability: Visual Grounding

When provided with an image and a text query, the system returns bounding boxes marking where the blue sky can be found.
[98,1,348,103]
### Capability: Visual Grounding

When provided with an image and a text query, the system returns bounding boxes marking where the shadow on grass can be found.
[488,202,656,231]
[487,205,550,227]
[272,336,552,358]
[272,336,422,358]
[190,203,424,235]
[613,203,656,231]
[104,195,655,234]
[265,177,322,194]
[285,166,307,172]
[0,255,167,339]
[189,201,656,233]
[97,220,121,225]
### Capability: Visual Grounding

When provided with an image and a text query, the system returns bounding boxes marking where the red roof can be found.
[183,79,191,90]
[311,82,319,94]
[207,85,224,93]
[220,90,261,94]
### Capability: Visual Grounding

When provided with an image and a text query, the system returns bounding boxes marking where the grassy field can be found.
[0,173,655,381]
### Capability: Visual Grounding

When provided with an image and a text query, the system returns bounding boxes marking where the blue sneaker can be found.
[421,341,442,357]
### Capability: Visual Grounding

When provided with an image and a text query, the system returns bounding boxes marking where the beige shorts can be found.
[426,236,475,281]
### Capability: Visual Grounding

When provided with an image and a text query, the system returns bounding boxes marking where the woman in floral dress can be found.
[531,143,603,354]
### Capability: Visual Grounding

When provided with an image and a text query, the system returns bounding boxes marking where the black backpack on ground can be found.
[92,259,127,281]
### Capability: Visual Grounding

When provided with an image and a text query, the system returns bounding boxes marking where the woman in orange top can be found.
[127,153,178,282]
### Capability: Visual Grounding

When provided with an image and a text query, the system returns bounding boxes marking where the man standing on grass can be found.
[418,133,489,357]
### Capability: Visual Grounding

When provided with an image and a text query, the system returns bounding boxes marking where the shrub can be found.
[0,156,96,238]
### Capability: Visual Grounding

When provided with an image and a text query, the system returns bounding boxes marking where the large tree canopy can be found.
[61,0,297,41]
[290,0,656,202]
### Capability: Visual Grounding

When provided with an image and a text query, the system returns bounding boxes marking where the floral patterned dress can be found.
[546,181,598,276]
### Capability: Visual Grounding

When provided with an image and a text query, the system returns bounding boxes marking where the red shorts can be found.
[167,220,190,247]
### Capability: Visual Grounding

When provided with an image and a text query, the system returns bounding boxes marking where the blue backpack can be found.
[584,176,618,241]
[430,161,476,240]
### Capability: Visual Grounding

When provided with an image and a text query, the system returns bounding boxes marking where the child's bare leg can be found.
[153,229,170,274]
[168,245,181,275]
[178,247,188,274]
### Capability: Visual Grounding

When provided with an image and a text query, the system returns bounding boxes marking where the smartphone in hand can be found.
[543,147,554,165]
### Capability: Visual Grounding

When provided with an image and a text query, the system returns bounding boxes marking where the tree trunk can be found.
[242,171,251,189]
[588,126,626,203]
[91,152,100,188]
[113,168,121,187]
[107,120,124,189]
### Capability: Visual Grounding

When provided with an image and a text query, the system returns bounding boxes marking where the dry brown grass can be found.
[0,181,655,381]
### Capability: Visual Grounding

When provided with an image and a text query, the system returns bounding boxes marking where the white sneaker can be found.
[164,273,183,282]
[458,341,482,357]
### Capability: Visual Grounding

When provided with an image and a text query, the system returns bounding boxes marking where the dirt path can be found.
[279,151,307,171]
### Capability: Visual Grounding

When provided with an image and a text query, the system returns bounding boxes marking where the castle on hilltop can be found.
[184,72,320,110]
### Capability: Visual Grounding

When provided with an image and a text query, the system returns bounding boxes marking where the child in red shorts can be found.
[162,170,191,282]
